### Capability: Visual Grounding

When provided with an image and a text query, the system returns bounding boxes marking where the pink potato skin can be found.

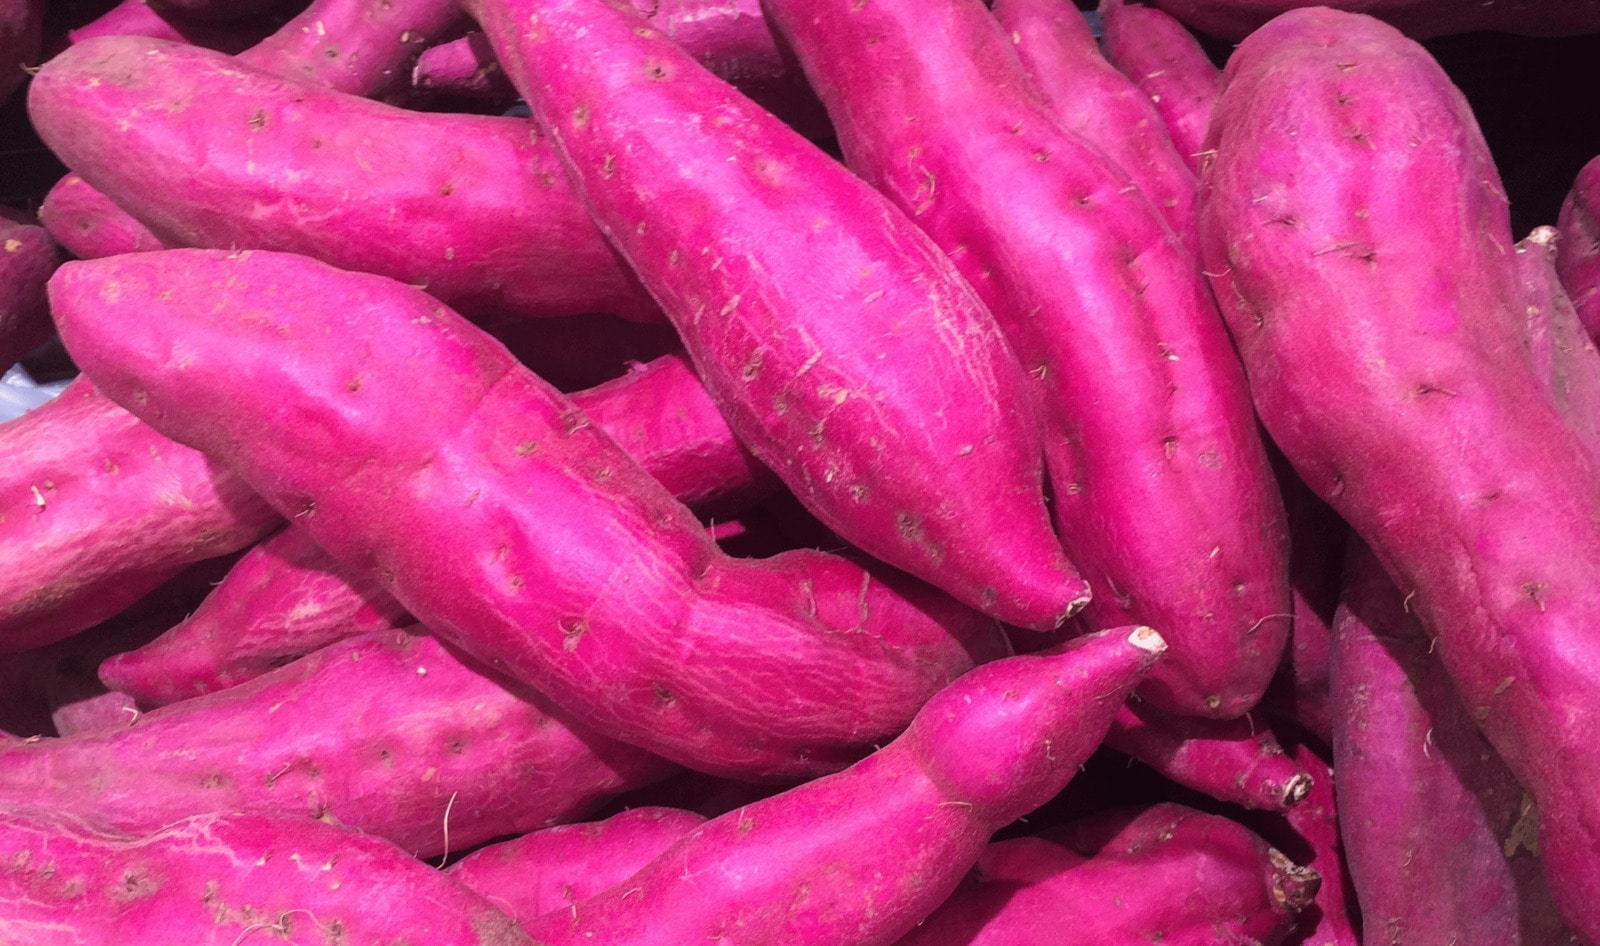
[28,36,659,322]
[466,0,1089,631]
[447,807,708,923]
[1557,157,1600,342]
[0,208,63,370]
[1145,0,1600,40]
[900,804,1315,946]
[0,0,42,106]
[37,174,167,261]
[1104,699,1314,811]
[99,351,778,707]
[515,628,1166,946]
[413,30,516,99]
[1199,9,1600,940]
[48,248,1010,781]
[0,377,279,653]
[989,0,1197,241]
[1098,0,1220,176]
[0,808,532,945]
[1513,226,1600,460]
[0,629,678,859]
[1331,541,1572,946]
[761,0,1289,713]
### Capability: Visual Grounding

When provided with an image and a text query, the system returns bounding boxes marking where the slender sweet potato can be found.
[1098,0,1220,174]
[467,0,1088,630]
[990,0,1197,240]
[0,808,533,945]
[241,0,465,97]
[1199,10,1600,939]
[1514,225,1600,460]
[413,30,516,100]
[514,627,1166,946]
[0,629,678,858]
[1104,699,1313,811]
[901,804,1316,946]
[0,208,62,371]
[1558,162,1600,341]
[36,174,166,261]
[49,247,1011,780]
[1144,0,1600,40]
[1331,541,1572,945]
[762,0,1289,712]
[0,377,279,653]
[447,807,708,923]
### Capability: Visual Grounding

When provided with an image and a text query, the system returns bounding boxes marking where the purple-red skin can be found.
[37,174,166,261]
[67,0,288,53]
[0,808,533,945]
[99,352,778,707]
[1199,9,1600,940]
[1557,157,1600,342]
[1104,699,1314,811]
[1332,541,1573,946]
[29,36,661,323]
[413,29,515,100]
[0,377,279,654]
[902,804,1317,946]
[761,0,1289,712]
[0,0,42,106]
[515,627,1167,946]
[0,208,63,370]
[241,0,467,97]
[447,807,708,924]
[49,688,138,737]
[0,628,679,859]
[49,247,1011,780]
[990,0,1197,242]
[1144,0,1600,40]
[1098,0,1220,175]
[467,0,1087,631]
[1518,225,1600,460]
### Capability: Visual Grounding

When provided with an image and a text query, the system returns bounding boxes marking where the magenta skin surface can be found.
[0,808,532,945]
[1252,741,1361,946]
[242,0,467,97]
[1513,226,1600,461]
[447,807,707,923]
[1199,10,1600,940]
[0,209,62,371]
[48,248,1009,780]
[1145,0,1600,40]
[67,0,286,53]
[515,629,1165,946]
[763,0,1289,714]
[0,377,279,654]
[1558,159,1600,342]
[1098,0,1220,176]
[28,36,659,322]
[0,629,678,859]
[37,174,166,261]
[1332,542,1572,946]
[1104,698,1314,811]
[414,30,516,99]
[101,352,778,707]
[901,804,1316,946]
[467,0,1088,631]
[0,0,42,106]
[990,0,1197,241]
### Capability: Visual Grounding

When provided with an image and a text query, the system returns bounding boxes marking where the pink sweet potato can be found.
[468,0,1088,630]
[49,247,1010,780]
[1144,0,1600,40]
[513,627,1165,946]
[1514,225,1600,461]
[37,173,166,261]
[1331,541,1571,945]
[0,808,532,945]
[413,30,516,100]
[0,628,678,858]
[29,36,660,322]
[447,807,707,923]
[762,0,1289,712]
[1558,159,1600,342]
[0,377,279,653]
[241,0,466,97]
[1098,0,1220,175]
[901,804,1316,946]
[1198,10,1600,939]
[0,208,63,370]
[990,0,1197,240]
[1104,699,1314,811]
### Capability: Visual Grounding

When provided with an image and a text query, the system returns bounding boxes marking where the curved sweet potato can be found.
[0,208,62,371]
[1098,0,1220,174]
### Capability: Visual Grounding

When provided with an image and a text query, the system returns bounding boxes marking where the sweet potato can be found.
[36,174,166,261]
[0,208,62,371]
[1558,162,1600,340]
[1514,225,1600,460]
[49,247,1010,780]
[467,0,1087,630]
[1199,10,1600,939]
[1331,541,1572,945]
[447,807,707,924]
[1143,0,1600,40]
[761,0,1289,712]
[1098,0,1220,175]
[241,0,465,97]
[0,808,533,945]
[1104,699,1313,811]
[0,377,279,653]
[0,628,678,858]
[413,30,515,100]
[514,627,1165,946]
[990,0,1197,240]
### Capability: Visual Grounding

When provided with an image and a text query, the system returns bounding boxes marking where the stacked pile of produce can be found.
[1,0,1597,942]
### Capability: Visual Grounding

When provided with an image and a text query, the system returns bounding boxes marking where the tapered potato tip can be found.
[1128,625,1168,656]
